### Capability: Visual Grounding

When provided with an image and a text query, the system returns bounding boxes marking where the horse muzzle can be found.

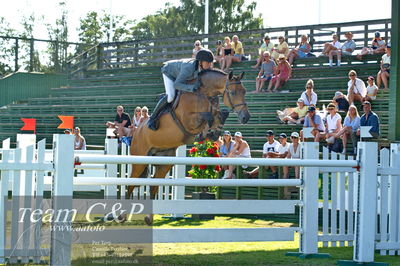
[238,108,251,124]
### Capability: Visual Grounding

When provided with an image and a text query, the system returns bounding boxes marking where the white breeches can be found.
[163,74,175,103]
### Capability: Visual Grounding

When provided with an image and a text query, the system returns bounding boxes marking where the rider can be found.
[148,49,215,130]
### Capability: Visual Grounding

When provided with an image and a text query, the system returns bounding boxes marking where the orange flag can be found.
[20,118,37,134]
[57,115,74,129]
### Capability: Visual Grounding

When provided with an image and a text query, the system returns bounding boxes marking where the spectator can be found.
[301,106,326,142]
[192,40,203,58]
[328,32,356,67]
[106,105,132,138]
[139,106,150,124]
[219,131,236,178]
[244,130,280,179]
[357,31,386,60]
[283,132,302,198]
[131,106,142,127]
[300,79,318,106]
[64,129,71,135]
[220,36,233,71]
[271,36,289,61]
[357,101,380,139]
[267,54,292,93]
[282,98,308,124]
[320,34,342,67]
[333,91,350,112]
[270,133,290,158]
[224,131,251,179]
[74,127,86,150]
[340,32,357,56]
[335,105,360,154]
[364,76,378,102]
[325,103,342,145]
[287,34,311,65]
[347,70,367,105]
[231,35,245,63]
[252,35,274,68]
[220,130,235,157]
[377,45,391,89]
[253,51,276,93]
[215,40,224,66]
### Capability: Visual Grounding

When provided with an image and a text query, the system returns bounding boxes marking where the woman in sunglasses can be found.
[192,40,203,58]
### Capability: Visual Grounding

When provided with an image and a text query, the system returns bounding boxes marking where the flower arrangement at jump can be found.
[188,139,221,192]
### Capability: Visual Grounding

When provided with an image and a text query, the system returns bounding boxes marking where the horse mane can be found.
[199,68,228,77]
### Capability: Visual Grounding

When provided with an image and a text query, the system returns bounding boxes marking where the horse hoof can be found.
[144,216,153,226]
[117,214,127,223]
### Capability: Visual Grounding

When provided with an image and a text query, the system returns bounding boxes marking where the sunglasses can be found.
[291,136,298,139]
[117,109,123,112]
[306,86,312,89]
[142,110,148,113]
[349,74,356,77]
[195,43,200,46]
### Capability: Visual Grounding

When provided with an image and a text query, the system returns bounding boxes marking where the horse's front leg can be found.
[144,164,174,226]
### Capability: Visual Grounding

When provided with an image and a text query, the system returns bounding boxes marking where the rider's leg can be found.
[148,74,176,130]
[163,74,176,103]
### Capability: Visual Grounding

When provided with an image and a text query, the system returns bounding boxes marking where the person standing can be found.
[74,127,86,150]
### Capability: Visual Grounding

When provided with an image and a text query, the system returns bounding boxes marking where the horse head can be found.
[223,71,251,124]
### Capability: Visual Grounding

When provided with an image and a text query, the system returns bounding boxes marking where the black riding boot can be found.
[148,94,169,131]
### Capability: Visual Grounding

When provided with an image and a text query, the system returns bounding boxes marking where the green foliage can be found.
[77,10,134,45]
[188,139,221,192]
[131,0,263,39]
[0,17,17,76]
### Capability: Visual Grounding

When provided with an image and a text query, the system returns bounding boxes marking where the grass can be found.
[67,215,400,265]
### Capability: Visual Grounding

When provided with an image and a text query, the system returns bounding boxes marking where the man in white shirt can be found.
[347,70,366,105]
[244,130,280,179]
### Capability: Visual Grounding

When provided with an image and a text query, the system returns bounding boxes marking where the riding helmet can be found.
[196,49,214,62]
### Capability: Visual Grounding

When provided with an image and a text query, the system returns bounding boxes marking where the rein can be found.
[223,80,247,112]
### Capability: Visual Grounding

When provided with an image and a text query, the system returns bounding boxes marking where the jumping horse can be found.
[127,69,250,224]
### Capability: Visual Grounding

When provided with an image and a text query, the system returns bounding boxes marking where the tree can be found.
[131,0,263,39]
[46,1,70,72]
[77,10,134,45]
[0,17,17,76]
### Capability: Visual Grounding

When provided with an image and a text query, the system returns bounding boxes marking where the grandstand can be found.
[0,19,392,150]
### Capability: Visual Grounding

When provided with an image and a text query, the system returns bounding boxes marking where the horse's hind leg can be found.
[144,164,174,225]
[126,164,148,199]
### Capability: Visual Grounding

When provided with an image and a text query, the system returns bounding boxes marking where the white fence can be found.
[0,134,399,265]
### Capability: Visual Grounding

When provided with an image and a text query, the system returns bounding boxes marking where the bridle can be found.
[223,80,247,112]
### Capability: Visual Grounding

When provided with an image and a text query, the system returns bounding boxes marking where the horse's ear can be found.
[239,72,245,80]
[228,71,233,80]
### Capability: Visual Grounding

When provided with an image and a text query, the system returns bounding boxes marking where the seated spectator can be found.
[282,98,308,124]
[377,45,391,89]
[220,130,235,157]
[364,76,378,102]
[328,32,356,67]
[231,35,245,63]
[357,31,386,60]
[224,131,251,179]
[283,132,302,198]
[320,34,341,65]
[220,36,233,71]
[267,54,292,93]
[131,106,142,127]
[300,79,318,106]
[325,103,342,145]
[252,35,274,68]
[341,32,357,56]
[357,101,380,139]
[253,51,276,93]
[271,36,289,61]
[333,91,350,112]
[335,105,360,154]
[347,70,366,105]
[215,40,224,66]
[269,133,290,158]
[244,130,280,179]
[287,34,311,65]
[219,131,236,178]
[74,127,86,150]
[192,40,203,58]
[64,129,71,135]
[106,105,132,138]
[301,106,326,142]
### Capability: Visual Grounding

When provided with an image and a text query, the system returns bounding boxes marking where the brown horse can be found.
[127,69,250,223]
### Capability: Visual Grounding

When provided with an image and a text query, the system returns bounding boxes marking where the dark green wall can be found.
[0,72,67,107]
